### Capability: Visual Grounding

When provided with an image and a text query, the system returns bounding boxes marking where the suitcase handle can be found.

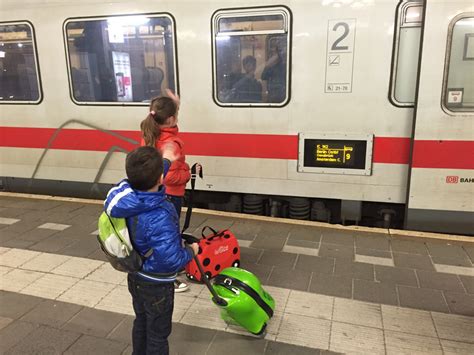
[182,233,199,244]
[184,242,227,307]
[193,255,227,306]
[201,226,223,239]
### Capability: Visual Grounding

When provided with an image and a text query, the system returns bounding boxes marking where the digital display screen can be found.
[303,139,367,170]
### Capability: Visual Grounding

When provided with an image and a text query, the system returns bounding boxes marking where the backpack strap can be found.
[181,163,203,234]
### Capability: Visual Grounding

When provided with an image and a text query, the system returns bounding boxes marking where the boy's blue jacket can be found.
[104,179,193,282]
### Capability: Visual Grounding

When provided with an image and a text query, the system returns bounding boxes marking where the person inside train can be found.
[105,145,199,355]
[261,39,286,103]
[1,48,29,100]
[140,89,198,293]
[228,55,262,103]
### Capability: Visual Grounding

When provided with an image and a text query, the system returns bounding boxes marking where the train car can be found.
[0,0,472,234]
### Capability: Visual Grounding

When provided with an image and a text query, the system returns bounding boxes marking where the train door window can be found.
[0,22,42,103]
[443,15,474,113]
[212,7,291,107]
[64,14,177,105]
[390,1,423,106]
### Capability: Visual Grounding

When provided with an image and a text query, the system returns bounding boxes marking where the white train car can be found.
[0,0,472,234]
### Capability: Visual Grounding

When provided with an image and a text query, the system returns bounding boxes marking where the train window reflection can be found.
[404,6,423,24]
[64,14,177,105]
[218,15,285,33]
[0,22,41,103]
[213,7,291,107]
[443,16,474,113]
[390,1,423,106]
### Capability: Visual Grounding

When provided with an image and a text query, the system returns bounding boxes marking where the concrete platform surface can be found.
[0,193,473,354]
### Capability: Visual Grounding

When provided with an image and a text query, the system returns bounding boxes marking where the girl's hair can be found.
[140,96,177,147]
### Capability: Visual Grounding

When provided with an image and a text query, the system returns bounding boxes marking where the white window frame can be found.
[389,1,423,107]
[441,13,474,115]
[212,6,292,107]
[63,13,178,106]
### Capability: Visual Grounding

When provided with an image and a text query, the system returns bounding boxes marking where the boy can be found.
[229,55,262,103]
[104,146,199,355]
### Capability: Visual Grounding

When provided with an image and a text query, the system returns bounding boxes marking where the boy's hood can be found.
[104,179,167,218]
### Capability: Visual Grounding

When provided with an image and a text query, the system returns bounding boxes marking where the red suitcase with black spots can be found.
[185,226,241,282]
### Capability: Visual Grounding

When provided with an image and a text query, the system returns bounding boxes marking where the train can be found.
[1,0,473,235]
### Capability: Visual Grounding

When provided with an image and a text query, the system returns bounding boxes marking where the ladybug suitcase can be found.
[185,226,241,282]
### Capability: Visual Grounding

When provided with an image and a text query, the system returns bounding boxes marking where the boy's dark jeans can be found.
[127,274,174,355]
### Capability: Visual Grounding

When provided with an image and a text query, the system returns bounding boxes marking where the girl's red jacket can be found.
[155,126,191,197]
[141,126,191,197]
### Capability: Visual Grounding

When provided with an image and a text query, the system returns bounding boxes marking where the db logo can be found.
[214,245,229,255]
[446,176,459,184]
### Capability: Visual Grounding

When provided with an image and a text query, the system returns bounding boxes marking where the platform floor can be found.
[0,193,473,354]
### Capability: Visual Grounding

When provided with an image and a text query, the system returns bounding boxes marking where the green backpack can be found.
[97,212,145,273]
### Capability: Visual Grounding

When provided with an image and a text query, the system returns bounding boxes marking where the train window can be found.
[390,1,423,106]
[443,16,474,113]
[64,14,177,105]
[0,22,42,103]
[212,7,291,107]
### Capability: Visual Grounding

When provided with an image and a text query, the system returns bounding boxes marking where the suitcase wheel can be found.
[232,260,240,267]
[253,323,267,338]
[186,273,195,280]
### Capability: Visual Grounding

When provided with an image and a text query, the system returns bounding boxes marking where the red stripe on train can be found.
[0,127,409,164]
[1,126,472,168]
[180,132,298,159]
[0,126,407,162]
[372,137,410,164]
[0,127,140,151]
[0,127,298,159]
[412,140,474,170]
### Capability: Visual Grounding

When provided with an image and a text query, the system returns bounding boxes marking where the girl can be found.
[140,89,191,293]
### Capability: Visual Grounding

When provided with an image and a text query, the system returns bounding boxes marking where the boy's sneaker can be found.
[174,279,189,293]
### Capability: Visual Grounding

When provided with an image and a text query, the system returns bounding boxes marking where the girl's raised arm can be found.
[165,89,180,110]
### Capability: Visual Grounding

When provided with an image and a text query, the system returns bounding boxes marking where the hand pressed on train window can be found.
[265,52,280,68]
[165,88,180,111]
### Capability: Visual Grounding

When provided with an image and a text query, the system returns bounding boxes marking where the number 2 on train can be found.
[331,22,350,51]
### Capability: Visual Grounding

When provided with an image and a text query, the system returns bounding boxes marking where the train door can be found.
[406,1,474,234]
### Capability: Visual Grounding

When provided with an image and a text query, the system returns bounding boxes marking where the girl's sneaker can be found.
[174,279,189,293]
